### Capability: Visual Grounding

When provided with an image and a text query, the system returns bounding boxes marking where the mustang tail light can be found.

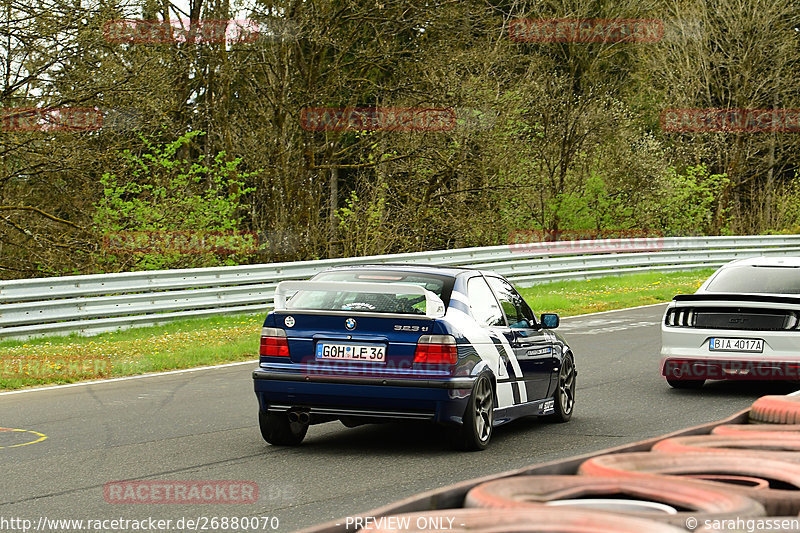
[260,327,290,357]
[414,335,457,364]
[665,308,695,327]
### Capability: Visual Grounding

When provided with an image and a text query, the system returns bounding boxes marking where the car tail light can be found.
[786,312,800,330]
[665,308,695,327]
[414,335,457,364]
[260,327,289,357]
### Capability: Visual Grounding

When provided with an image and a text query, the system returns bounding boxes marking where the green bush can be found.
[94,131,258,270]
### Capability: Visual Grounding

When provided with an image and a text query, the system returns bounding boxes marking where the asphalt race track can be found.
[1,303,796,532]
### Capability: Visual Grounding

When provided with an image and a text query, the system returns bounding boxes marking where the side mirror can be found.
[540,313,559,329]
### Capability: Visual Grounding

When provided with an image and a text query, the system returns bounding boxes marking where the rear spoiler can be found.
[274,281,447,318]
[673,293,800,305]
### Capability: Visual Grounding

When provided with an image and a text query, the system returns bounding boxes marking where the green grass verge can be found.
[517,269,715,317]
[0,314,261,390]
[0,269,715,391]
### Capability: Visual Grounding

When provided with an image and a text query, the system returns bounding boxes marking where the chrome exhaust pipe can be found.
[298,412,311,424]
[287,411,300,423]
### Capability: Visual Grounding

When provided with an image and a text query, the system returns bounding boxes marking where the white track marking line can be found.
[0,360,258,397]
[560,302,667,320]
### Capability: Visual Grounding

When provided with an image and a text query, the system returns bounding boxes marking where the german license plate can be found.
[316,343,386,362]
[708,338,764,353]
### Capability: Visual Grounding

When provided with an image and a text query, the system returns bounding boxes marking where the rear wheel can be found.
[259,410,308,446]
[547,354,576,422]
[667,378,705,389]
[452,374,494,451]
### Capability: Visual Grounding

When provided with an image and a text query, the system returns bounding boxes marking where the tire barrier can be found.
[652,435,800,461]
[712,424,800,438]
[682,474,770,490]
[356,508,688,533]
[750,396,800,424]
[462,475,765,527]
[304,393,800,533]
[578,451,800,514]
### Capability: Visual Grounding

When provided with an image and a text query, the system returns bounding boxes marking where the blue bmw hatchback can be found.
[253,265,576,450]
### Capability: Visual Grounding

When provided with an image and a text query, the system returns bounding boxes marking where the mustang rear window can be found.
[287,270,454,314]
[705,266,800,294]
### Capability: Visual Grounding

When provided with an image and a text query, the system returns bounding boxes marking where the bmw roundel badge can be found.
[284,316,295,328]
[345,318,357,330]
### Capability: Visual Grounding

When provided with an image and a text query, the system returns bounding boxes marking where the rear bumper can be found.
[253,369,476,424]
[660,357,800,381]
[661,325,800,380]
[253,369,475,388]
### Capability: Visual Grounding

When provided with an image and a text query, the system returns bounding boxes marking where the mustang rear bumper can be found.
[661,324,800,380]
[661,357,800,381]
[253,369,476,424]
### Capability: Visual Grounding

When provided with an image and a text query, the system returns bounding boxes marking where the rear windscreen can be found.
[286,270,454,314]
[705,266,800,294]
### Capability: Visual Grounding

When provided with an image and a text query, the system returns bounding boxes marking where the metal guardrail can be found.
[1,235,798,338]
